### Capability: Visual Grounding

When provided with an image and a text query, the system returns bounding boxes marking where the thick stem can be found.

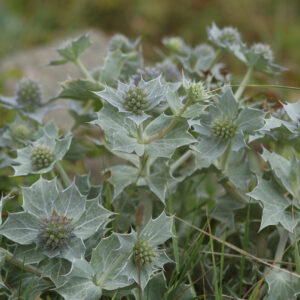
[170,150,193,174]
[0,248,50,281]
[55,162,72,187]
[137,124,144,143]
[234,67,253,100]
[144,98,192,144]
[221,181,248,204]
[220,143,231,170]
[74,58,97,113]
[274,227,288,264]
[74,59,94,82]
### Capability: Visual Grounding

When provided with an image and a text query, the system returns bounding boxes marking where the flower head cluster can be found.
[15,78,42,111]
[94,76,167,125]
[31,145,55,170]
[123,87,149,115]
[162,36,185,53]
[0,178,112,261]
[37,210,74,254]
[133,240,157,265]
[251,43,274,62]
[191,87,265,162]
[212,117,238,139]
[188,81,208,103]
[11,124,31,140]
[208,23,242,49]
[12,127,72,176]
[216,27,241,45]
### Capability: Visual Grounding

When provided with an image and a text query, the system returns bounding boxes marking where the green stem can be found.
[0,248,49,280]
[50,170,63,190]
[81,99,94,114]
[55,161,72,187]
[167,192,180,274]
[221,181,248,204]
[234,67,253,100]
[137,124,144,143]
[74,58,97,113]
[220,143,231,170]
[170,150,193,174]
[144,98,192,144]
[274,227,288,264]
[74,58,94,82]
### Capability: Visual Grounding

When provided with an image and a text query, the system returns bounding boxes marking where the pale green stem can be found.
[137,124,144,143]
[0,248,51,281]
[74,58,94,82]
[55,161,72,187]
[220,142,231,170]
[170,150,193,174]
[221,181,248,204]
[74,58,97,113]
[50,170,63,190]
[143,98,192,144]
[234,67,253,100]
[274,227,288,264]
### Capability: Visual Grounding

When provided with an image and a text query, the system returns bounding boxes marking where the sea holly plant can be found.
[0,25,299,300]
[0,177,112,261]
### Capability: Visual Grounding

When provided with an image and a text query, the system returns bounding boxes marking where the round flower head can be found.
[212,117,238,139]
[123,87,149,115]
[188,81,207,102]
[163,37,185,53]
[11,124,31,140]
[133,240,157,265]
[157,61,181,82]
[31,145,55,170]
[15,78,42,110]
[251,43,274,62]
[217,27,241,45]
[37,210,74,255]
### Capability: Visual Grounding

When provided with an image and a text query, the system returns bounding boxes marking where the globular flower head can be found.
[187,81,208,103]
[216,27,241,45]
[251,43,274,62]
[133,240,157,265]
[191,87,265,162]
[31,144,55,170]
[94,76,167,125]
[163,36,185,53]
[37,210,74,254]
[157,60,181,82]
[11,124,31,140]
[0,178,112,262]
[212,117,237,139]
[115,212,174,289]
[15,78,42,111]
[123,86,149,115]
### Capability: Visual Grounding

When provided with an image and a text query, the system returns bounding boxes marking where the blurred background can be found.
[0,0,299,91]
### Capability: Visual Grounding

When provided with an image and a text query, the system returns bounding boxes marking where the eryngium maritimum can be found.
[212,117,237,139]
[31,145,55,170]
[37,210,74,254]
[15,78,42,110]
[133,240,157,265]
